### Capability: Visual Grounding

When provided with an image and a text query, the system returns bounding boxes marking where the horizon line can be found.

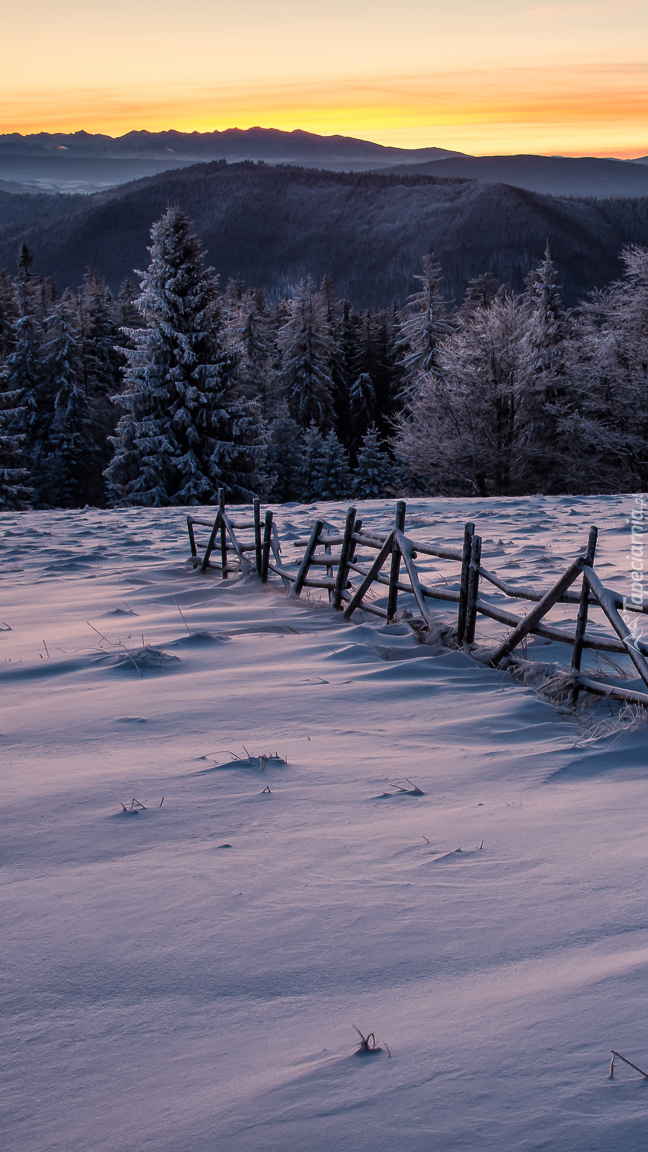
[0,125,646,161]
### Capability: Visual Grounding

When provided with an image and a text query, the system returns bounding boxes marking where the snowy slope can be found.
[2,496,647,1152]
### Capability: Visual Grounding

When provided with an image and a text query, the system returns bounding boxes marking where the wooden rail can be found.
[187,497,648,709]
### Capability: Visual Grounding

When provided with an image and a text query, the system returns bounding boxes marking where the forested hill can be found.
[1,161,648,307]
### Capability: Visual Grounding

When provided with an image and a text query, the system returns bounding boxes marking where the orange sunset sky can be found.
[3,0,647,155]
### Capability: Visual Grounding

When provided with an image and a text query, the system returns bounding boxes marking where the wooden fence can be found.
[187,494,648,710]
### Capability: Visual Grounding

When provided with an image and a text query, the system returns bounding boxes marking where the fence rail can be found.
[187,494,648,710]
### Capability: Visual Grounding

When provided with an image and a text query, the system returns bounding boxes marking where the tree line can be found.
[1,205,647,511]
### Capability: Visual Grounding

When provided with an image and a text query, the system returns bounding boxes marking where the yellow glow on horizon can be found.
[1,64,646,158]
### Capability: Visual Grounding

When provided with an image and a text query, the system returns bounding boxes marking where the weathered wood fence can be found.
[187,494,648,709]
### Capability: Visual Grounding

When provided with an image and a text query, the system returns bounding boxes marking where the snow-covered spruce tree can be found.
[516,248,578,490]
[105,207,263,506]
[264,402,304,502]
[278,278,336,430]
[394,293,526,496]
[348,371,377,461]
[0,267,18,363]
[80,269,124,398]
[372,306,405,431]
[39,290,101,507]
[315,429,353,501]
[353,423,393,498]
[3,270,47,486]
[460,273,501,314]
[115,279,141,337]
[330,299,359,450]
[298,421,327,503]
[229,287,280,420]
[78,270,125,489]
[577,245,648,491]
[0,387,31,510]
[398,254,453,400]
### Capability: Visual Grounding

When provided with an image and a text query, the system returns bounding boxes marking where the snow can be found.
[2,494,648,1151]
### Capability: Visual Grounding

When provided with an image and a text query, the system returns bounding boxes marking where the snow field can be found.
[2,495,648,1151]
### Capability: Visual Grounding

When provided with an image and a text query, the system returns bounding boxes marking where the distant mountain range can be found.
[0,129,462,192]
[0,128,647,198]
[2,161,648,309]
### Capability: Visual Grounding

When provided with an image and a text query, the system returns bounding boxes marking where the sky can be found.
[2,0,647,156]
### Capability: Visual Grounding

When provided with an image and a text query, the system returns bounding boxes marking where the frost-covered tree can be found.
[330,299,359,447]
[315,429,352,501]
[394,293,526,495]
[105,207,263,506]
[115,279,141,336]
[298,424,351,502]
[348,371,377,461]
[0,386,31,509]
[298,421,326,503]
[576,245,648,490]
[229,287,280,420]
[398,254,453,399]
[0,267,17,363]
[460,272,501,314]
[39,290,101,507]
[2,287,46,475]
[79,270,123,398]
[353,423,393,498]
[517,249,577,490]
[278,278,336,430]
[264,402,303,502]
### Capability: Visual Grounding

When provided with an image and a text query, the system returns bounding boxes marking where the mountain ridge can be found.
[1,161,647,309]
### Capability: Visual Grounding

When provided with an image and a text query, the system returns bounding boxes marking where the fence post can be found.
[187,516,198,559]
[201,509,223,573]
[570,526,598,703]
[457,522,475,644]
[253,498,262,576]
[387,501,407,621]
[464,534,482,644]
[261,511,273,583]
[217,489,228,578]
[583,566,648,690]
[333,506,357,610]
[293,519,324,597]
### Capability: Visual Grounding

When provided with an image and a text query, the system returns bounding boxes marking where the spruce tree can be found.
[0,267,17,363]
[298,421,327,503]
[40,290,100,507]
[399,254,453,399]
[105,207,262,506]
[278,278,336,430]
[80,270,123,398]
[348,371,377,462]
[3,294,46,490]
[264,402,303,502]
[518,249,576,490]
[330,300,359,450]
[314,429,352,501]
[230,288,280,419]
[0,387,31,510]
[353,423,393,498]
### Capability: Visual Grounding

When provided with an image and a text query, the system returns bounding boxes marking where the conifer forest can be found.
[1,204,647,510]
